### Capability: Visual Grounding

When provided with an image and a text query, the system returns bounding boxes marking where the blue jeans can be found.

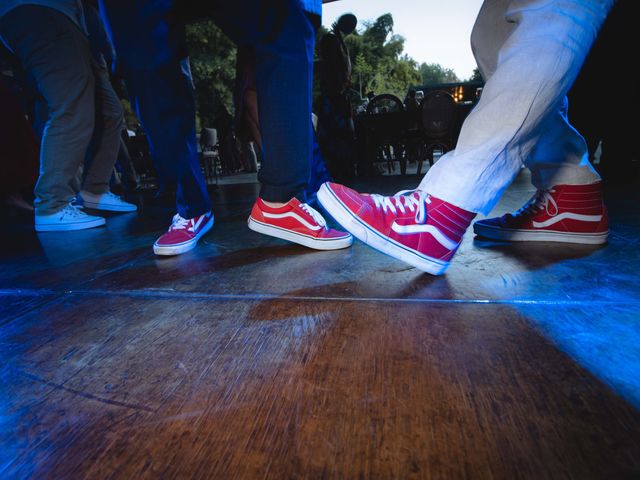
[99,0,315,213]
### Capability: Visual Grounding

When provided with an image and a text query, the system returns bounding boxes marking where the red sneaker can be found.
[153,211,214,256]
[317,182,476,275]
[473,182,608,244]
[247,197,352,250]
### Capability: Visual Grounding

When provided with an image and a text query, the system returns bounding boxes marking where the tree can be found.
[351,52,373,98]
[467,67,483,82]
[185,20,237,129]
[182,13,465,127]
[362,13,394,60]
[334,14,421,102]
[419,63,460,85]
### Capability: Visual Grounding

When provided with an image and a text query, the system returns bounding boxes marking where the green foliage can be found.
[339,14,446,103]
[467,67,483,82]
[185,20,237,130]
[181,13,469,126]
[419,63,460,85]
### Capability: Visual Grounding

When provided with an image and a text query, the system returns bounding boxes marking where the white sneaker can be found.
[35,203,106,232]
[78,190,138,212]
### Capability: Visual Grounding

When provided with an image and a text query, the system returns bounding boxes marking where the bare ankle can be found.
[261,199,287,208]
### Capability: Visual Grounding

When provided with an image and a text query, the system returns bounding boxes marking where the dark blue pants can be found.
[99,0,314,216]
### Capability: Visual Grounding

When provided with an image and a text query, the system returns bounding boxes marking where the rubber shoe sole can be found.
[247,217,352,250]
[153,215,214,256]
[317,184,449,274]
[81,201,137,212]
[473,222,608,244]
[35,216,106,232]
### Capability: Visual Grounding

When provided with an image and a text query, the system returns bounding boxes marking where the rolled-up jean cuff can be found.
[259,184,305,203]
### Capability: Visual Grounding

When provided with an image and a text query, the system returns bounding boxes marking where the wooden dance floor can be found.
[1,171,640,479]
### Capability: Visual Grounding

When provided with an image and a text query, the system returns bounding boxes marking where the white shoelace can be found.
[371,190,431,223]
[517,189,558,216]
[169,214,192,231]
[60,202,86,218]
[300,203,327,228]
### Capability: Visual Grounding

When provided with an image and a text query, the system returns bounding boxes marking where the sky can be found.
[322,0,484,80]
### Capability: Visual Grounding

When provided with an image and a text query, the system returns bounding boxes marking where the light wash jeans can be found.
[419,0,614,214]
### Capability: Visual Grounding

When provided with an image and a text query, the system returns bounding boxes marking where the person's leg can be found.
[0,6,106,231]
[218,1,314,202]
[81,62,124,196]
[468,0,514,81]
[210,1,313,201]
[318,0,613,273]
[525,96,600,189]
[0,6,95,215]
[472,92,608,244]
[418,0,612,215]
[257,8,312,202]
[77,60,137,212]
[125,63,214,255]
[462,0,606,244]
[473,0,600,191]
[98,0,212,254]
[98,0,211,220]
[214,1,351,250]
[125,61,210,219]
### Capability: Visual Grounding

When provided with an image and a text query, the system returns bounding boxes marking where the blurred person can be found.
[315,13,357,183]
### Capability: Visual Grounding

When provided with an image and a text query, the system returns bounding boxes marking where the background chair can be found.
[417,90,457,176]
[199,127,219,184]
[362,93,407,175]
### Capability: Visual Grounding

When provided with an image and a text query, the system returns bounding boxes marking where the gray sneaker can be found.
[78,190,138,212]
[35,203,106,232]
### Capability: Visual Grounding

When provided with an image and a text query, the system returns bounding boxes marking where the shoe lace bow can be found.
[371,190,431,223]
[300,203,327,228]
[517,189,558,216]
[169,214,193,232]
[62,201,85,218]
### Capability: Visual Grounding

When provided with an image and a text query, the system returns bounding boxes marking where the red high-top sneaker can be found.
[473,182,608,244]
[317,182,476,275]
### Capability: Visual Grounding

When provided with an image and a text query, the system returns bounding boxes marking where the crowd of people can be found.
[0,0,618,275]
[0,0,353,254]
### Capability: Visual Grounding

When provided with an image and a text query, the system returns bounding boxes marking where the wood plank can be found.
[0,294,57,327]
[1,296,639,479]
